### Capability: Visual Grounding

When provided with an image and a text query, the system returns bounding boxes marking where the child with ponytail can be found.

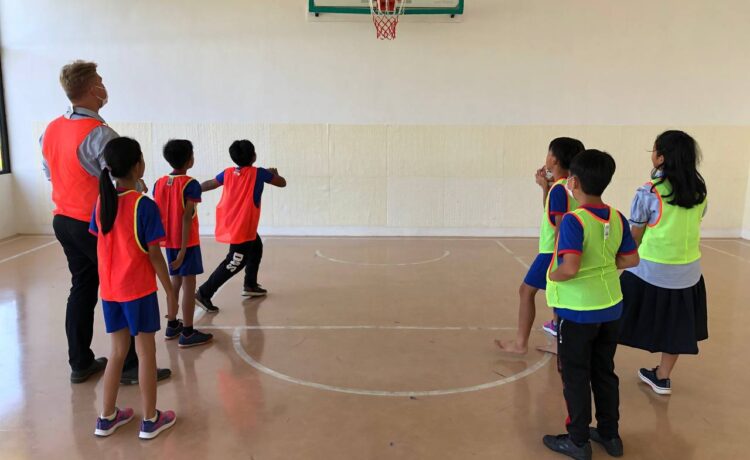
[89,137,177,439]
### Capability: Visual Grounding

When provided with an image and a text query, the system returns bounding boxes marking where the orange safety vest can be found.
[153,175,200,249]
[215,166,261,244]
[41,116,103,222]
[95,190,158,302]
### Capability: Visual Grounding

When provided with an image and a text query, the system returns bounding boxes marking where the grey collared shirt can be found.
[40,106,120,179]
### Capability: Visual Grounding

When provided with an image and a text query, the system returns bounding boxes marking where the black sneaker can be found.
[589,427,624,457]
[178,329,213,348]
[70,357,108,383]
[242,284,268,297]
[542,434,592,460]
[638,367,672,395]
[165,319,183,340]
[195,290,220,312]
[120,367,172,386]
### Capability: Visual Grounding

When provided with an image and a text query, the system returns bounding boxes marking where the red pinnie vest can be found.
[95,190,158,302]
[153,175,200,249]
[215,166,261,244]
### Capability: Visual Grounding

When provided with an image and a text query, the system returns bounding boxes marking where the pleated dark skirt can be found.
[618,271,708,355]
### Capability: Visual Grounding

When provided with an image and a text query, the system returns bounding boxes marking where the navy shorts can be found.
[102,292,161,336]
[166,246,204,276]
[523,253,554,290]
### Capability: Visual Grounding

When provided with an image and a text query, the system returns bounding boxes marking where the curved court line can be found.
[314,249,451,267]
[232,327,552,397]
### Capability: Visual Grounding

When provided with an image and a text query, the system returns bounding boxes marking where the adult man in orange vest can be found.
[41,60,171,384]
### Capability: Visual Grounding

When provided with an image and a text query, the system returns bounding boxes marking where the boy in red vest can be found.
[195,140,286,311]
[153,139,213,347]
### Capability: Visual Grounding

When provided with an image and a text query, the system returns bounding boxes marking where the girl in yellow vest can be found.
[618,131,708,396]
[495,137,584,355]
[543,150,640,459]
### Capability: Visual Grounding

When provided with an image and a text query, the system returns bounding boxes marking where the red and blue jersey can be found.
[89,190,166,302]
[214,166,274,244]
[153,174,202,249]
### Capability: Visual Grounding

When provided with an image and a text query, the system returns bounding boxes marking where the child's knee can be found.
[519,283,538,298]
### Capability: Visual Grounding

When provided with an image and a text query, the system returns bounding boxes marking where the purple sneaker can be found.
[139,409,177,440]
[94,407,135,437]
[542,320,558,337]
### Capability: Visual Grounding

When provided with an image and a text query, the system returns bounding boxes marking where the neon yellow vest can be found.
[546,207,624,311]
[639,180,706,265]
[539,178,579,254]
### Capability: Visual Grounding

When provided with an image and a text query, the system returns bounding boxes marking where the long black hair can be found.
[99,137,143,234]
[652,130,707,209]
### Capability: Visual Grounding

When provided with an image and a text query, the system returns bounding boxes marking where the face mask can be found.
[545,169,554,181]
[650,168,663,180]
[566,179,575,198]
[94,85,108,107]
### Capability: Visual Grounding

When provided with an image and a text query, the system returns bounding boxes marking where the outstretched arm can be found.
[268,168,287,188]
[201,179,221,192]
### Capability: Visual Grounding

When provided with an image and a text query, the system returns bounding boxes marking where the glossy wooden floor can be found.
[0,235,747,459]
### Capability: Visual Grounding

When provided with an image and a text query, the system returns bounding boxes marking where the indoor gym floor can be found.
[0,235,746,459]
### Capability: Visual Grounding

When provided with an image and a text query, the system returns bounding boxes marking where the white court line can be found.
[231,327,552,397]
[203,325,516,331]
[200,236,494,241]
[495,240,531,269]
[700,243,750,264]
[315,249,450,267]
[711,239,750,248]
[0,241,58,265]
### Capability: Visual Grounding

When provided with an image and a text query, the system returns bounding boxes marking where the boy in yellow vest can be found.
[543,150,639,460]
[495,137,584,355]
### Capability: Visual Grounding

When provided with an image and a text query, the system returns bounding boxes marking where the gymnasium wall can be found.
[3,0,750,237]
[0,174,15,239]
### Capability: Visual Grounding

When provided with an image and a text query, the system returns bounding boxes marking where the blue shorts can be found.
[523,253,554,290]
[166,246,204,276]
[102,292,161,336]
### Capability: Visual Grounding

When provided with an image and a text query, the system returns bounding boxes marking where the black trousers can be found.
[557,317,620,444]
[53,215,138,372]
[199,236,263,299]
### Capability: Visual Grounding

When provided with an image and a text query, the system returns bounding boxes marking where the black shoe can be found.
[120,367,172,386]
[70,357,108,384]
[242,284,268,297]
[195,290,220,313]
[589,428,624,457]
[639,367,672,395]
[543,434,592,460]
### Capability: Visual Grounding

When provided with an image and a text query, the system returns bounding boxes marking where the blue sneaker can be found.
[178,329,213,348]
[94,407,134,437]
[165,320,184,340]
[139,409,176,440]
[639,367,672,395]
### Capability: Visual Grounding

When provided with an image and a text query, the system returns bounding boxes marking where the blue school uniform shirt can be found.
[548,181,570,223]
[554,204,638,324]
[215,167,274,208]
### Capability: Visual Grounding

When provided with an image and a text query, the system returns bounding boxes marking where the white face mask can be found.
[545,169,554,181]
[566,180,575,198]
[94,85,108,107]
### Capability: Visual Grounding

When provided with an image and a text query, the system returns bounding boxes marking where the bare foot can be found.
[494,339,528,355]
[535,342,558,355]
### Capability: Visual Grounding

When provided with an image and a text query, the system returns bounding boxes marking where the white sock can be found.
[145,412,158,423]
[101,409,117,421]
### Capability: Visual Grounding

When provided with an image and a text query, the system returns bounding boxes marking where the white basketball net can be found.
[369,0,406,40]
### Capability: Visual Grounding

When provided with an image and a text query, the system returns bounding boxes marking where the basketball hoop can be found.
[369,0,406,40]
